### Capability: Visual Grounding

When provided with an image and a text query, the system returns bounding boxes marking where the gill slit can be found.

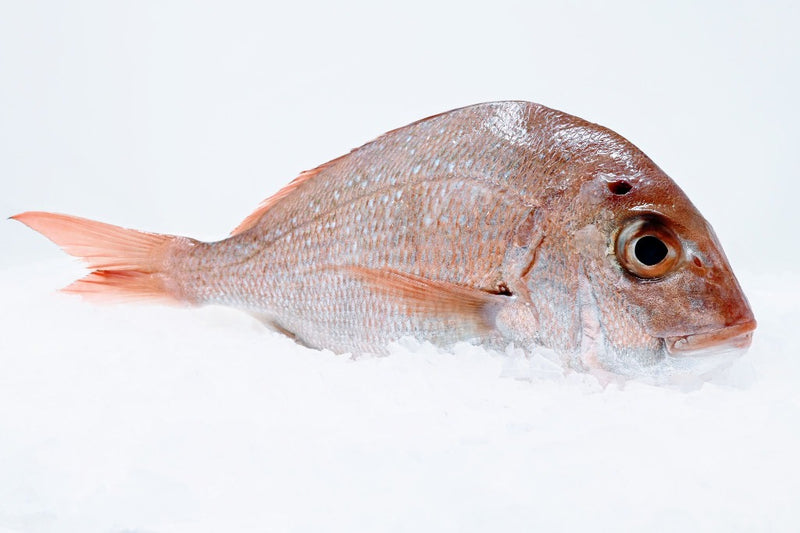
[577,266,606,372]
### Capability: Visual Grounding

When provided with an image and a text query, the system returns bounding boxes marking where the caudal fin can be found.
[11,211,187,303]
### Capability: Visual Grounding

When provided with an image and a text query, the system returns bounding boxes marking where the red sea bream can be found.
[13,101,756,381]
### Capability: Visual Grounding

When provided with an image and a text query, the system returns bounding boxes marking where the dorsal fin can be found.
[345,266,511,332]
[231,156,345,236]
[230,106,467,237]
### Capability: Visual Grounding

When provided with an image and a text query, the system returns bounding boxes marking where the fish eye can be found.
[616,217,681,279]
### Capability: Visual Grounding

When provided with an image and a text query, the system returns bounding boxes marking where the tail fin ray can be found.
[12,211,184,303]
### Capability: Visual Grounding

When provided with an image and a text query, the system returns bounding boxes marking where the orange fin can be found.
[231,154,349,236]
[62,270,175,303]
[11,211,183,303]
[346,266,511,331]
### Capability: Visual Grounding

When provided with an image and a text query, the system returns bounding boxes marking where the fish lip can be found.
[665,320,757,356]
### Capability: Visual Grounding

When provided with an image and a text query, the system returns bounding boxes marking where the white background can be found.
[1,1,799,532]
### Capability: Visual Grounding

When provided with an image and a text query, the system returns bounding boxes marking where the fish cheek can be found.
[615,270,713,340]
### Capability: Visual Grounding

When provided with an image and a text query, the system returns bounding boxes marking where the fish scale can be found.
[190,173,530,351]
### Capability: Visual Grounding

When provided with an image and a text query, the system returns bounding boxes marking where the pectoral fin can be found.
[344,266,512,333]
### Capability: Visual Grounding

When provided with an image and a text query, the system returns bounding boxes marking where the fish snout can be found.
[665,319,757,356]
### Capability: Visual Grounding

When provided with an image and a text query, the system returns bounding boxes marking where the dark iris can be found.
[634,236,668,266]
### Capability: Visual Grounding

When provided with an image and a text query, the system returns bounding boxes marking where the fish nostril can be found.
[607,180,632,195]
[692,256,703,268]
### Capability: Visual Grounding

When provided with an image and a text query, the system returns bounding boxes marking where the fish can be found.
[12,101,756,381]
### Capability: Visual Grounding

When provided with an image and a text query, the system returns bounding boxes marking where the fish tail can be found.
[11,211,194,304]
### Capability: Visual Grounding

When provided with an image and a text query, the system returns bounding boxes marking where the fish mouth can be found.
[665,320,757,356]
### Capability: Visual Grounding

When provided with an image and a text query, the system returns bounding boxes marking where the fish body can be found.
[13,101,756,381]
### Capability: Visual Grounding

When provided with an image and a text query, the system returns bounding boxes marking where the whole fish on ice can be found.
[13,101,756,380]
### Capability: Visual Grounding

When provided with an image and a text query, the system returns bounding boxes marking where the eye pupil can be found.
[634,236,668,266]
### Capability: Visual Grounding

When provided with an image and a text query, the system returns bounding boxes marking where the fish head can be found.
[553,131,756,380]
